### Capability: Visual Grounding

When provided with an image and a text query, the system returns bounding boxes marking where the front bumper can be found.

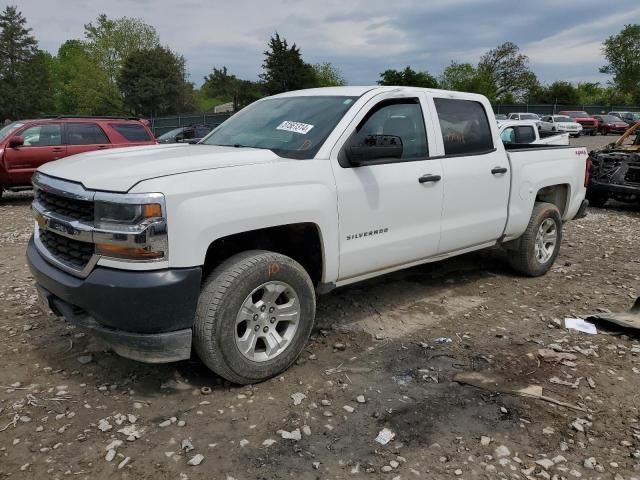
[27,237,202,363]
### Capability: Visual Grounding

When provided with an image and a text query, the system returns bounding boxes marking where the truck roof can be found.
[269,85,489,102]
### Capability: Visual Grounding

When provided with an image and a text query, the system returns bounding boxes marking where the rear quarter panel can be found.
[504,146,588,240]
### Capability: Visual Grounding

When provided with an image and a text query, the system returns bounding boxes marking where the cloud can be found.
[10,0,640,86]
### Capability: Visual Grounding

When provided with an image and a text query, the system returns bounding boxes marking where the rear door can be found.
[430,96,510,253]
[65,123,111,156]
[331,93,444,281]
[3,123,66,185]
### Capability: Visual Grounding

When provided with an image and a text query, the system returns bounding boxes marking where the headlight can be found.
[93,194,168,262]
[95,201,163,230]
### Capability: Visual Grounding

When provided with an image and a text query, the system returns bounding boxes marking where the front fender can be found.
[131,160,339,283]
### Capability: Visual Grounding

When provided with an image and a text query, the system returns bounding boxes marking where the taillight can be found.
[584,157,592,187]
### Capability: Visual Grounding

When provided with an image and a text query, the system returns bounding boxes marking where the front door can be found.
[331,94,444,281]
[4,123,66,186]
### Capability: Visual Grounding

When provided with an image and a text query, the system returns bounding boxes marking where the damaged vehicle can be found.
[587,121,640,207]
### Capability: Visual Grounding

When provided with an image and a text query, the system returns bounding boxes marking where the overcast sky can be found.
[9,0,640,87]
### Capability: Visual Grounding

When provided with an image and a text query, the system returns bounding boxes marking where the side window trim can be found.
[338,97,430,168]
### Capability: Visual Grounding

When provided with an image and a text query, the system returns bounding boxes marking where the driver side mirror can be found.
[346,134,403,166]
[9,136,24,148]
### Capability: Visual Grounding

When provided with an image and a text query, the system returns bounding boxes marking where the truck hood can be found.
[38,144,283,192]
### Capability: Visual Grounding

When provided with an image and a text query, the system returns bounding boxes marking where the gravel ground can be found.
[1,135,639,479]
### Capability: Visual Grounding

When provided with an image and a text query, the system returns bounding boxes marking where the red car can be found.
[557,111,598,136]
[0,116,156,199]
[593,115,629,135]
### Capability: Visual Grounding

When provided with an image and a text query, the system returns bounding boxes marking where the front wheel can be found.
[507,202,562,277]
[194,250,316,384]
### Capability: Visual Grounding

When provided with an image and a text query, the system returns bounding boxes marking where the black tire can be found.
[194,250,316,384]
[586,190,608,208]
[507,202,562,277]
[590,130,597,136]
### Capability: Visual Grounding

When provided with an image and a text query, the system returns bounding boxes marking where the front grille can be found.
[35,189,94,223]
[39,230,94,269]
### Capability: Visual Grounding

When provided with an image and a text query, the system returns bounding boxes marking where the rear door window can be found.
[434,98,494,156]
[66,123,109,145]
[514,125,536,143]
[109,123,152,141]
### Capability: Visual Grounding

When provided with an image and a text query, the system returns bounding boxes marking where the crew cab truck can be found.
[27,86,590,384]
[498,120,569,146]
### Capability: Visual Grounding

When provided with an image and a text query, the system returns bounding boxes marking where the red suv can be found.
[0,116,156,199]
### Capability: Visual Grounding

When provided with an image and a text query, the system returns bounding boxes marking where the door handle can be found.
[491,167,508,175]
[52,148,64,152]
[418,174,442,184]
[97,145,109,149]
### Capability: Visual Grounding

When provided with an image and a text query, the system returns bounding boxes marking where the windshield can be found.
[519,114,539,120]
[201,96,358,159]
[600,115,622,122]
[157,127,185,140]
[554,116,573,123]
[0,122,24,142]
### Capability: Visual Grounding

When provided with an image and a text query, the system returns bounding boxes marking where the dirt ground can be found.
[1,134,639,480]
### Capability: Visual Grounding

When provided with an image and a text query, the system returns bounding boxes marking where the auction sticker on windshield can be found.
[277,121,314,135]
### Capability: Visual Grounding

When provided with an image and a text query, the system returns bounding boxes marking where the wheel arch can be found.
[202,223,326,288]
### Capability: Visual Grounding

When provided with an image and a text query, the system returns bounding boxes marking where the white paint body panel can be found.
[37,86,588,287]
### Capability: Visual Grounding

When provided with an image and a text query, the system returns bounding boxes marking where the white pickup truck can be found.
[28,86,589,384]
[498,120,569,146]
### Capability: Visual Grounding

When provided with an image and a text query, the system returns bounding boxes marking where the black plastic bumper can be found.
[589,181,640,196]
[27,237,202,363]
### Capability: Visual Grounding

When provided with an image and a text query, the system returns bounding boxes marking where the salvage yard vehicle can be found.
[593,115,629,136]
[586,122,640,207]
[557,110,598,136]
[539,115,583,137]
[608,111,640,126]
[499,120,569,146]
[157,124,215,144]
[0,116,156,200]
[27,86,589,384]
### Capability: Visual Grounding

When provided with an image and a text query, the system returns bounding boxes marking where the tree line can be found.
[1,5,638,121]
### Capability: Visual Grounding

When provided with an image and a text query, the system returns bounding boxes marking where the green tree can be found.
[260,33,317,94]
[378,66,438,88]
[51,40,114,114]
[117,46,188,117]
[311,62,346,87]
[203,66,264,110]
[477,42,538,102]
[600,24,640,101]
[439,62,477,91]
[530,81,579,105]
[84,14,160,98]
[0,5,44,118]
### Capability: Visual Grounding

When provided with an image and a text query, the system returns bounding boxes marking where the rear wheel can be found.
[194,250,316,384]
[507,202,562,277]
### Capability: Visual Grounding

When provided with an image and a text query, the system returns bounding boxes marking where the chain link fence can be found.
[493,104,640,116]
[149,112,234,137]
